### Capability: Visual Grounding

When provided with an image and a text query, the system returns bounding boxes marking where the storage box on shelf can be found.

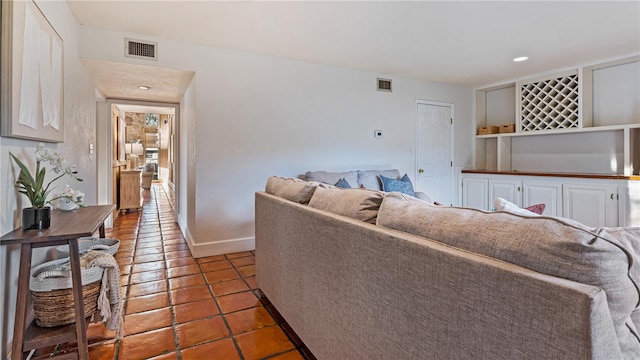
[499,124,515,133]
[477,126,499,135]
[474,54,640,175]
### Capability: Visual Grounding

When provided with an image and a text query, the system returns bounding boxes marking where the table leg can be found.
[11,244,33,360]
[68,239,88,360]
[99,222,105,238]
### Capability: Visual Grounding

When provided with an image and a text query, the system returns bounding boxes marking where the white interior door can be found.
[416,102,454,205]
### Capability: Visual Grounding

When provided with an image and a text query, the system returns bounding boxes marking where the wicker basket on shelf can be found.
[29,257,104,327]
[55,237,120,258]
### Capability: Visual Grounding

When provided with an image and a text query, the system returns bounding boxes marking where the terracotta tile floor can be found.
[36,184,314,360]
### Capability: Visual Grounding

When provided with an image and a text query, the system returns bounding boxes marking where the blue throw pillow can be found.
[380,174,416,197]
[335,178,352,189]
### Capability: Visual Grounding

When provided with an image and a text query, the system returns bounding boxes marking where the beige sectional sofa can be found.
[256,176,640,360]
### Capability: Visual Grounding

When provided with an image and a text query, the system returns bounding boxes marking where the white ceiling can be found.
[68,1,640,103]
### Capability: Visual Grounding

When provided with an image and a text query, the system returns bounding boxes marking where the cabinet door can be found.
[523,181,562,217]
[488,179,522,209]
[563,183,618,227]
[462,178,489,210]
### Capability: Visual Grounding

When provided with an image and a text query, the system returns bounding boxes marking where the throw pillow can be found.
[335,178,352,189]
[265,176,319,204]
[308,186,384,224]
[494,197,539,216]
[524,203,546,215]
[357,169,401,190]
[380,174,416,197]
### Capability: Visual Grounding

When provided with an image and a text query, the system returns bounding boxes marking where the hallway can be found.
[36,184,311,359]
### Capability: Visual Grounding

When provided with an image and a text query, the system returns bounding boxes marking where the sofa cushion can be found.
[377,192,640,357]
[265,176,319,204]
[494,197,540,216]
[357,169,401,190]
[308,186,384,224]
[305,171,358,188]
[380,174,416,197]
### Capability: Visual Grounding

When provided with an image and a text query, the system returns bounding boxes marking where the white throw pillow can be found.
[494,197,539,216]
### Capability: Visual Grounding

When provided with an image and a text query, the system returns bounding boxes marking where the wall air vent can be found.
[125,38,158,60]
[377,78,392,92]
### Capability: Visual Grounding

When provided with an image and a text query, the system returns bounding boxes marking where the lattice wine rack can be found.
[519,72,580,131]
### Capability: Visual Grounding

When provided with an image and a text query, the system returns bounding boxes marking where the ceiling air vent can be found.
[125,38,158,60]
[377,78,392,92]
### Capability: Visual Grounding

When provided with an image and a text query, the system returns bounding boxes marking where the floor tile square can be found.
[126,292,171,315]
[135,253,165,264]
[131,260,165,273]
[237,264,255,277]
[167,264,201,278]
[204,268,240,284]
[119,327,176,360]
[165,250,192,259]
[217,291,260,314]
[245,276,258,289]
[166,257,197,268]
[200,260,233,273]
[124,307,173,336]
[230,256,255,268]
[129,280,168,297]
[173,298,219,324]
[87,341,117,360]
[225,306,276,335]
[130,270,166,285]
[210,278,250,297]
[235,326,295,360]
[181,338,240,360]
[176,317,229,348]
[270,350,306,360]
[170,285,212,305]
[168,274,206,290]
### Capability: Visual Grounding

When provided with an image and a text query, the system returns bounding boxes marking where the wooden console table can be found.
[0,205,115,360]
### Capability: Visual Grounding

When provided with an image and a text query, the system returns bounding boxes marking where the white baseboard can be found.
[188,236,255,258]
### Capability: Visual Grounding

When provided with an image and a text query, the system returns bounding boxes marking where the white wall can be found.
[0,1,97,357]
[78,25,474,257]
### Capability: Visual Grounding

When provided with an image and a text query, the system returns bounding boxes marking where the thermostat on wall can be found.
[374,130,383,138]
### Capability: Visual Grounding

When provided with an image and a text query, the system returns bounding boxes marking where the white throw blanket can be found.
[81,250,123,339]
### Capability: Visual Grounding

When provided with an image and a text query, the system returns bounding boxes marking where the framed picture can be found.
[0,0,64,143]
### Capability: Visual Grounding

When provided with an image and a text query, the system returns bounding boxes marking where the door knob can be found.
[418,169,424,173]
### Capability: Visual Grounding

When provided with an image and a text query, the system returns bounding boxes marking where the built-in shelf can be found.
[476,123,640,139]
[474,54,640,175]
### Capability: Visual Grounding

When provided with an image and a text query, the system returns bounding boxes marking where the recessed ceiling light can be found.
[513,56,528,62]
[138,85,151,90]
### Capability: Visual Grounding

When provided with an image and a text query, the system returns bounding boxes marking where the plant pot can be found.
[22,207,51,230]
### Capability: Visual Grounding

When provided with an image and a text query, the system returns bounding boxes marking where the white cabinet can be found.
[489,179,522,208]
[461,172,637,227]
[563,183,618,227]
[522,181,562,217]
[462,178,489,210]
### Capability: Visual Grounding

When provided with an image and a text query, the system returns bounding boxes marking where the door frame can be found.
[414,99,455,204]
[99,98,180,224]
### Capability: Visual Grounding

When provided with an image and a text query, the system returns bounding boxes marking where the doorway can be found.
[102,99,179,222]
[415,100,454,206]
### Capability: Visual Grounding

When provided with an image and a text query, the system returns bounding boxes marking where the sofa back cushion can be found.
[377,192,640,357]
[357,169,401,190]
[265,176,319,204]
[305,171,358,188]
[308,186,384,224]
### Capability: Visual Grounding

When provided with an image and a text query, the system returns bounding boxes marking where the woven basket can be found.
[55,237,120,258]
[31,282,101,327]
[30,257,104,327]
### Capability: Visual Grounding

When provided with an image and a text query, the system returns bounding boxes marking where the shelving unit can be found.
[474,54,640,175]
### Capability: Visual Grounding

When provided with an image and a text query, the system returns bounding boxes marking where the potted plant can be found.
[10,144,83,230]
